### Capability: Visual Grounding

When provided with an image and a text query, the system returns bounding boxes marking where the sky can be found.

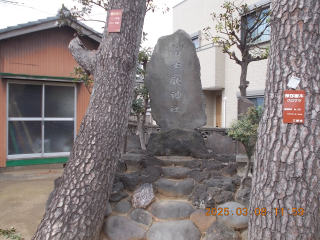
[0,0,183,48]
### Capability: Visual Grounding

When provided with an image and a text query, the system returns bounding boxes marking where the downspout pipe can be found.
[223,97,227,127]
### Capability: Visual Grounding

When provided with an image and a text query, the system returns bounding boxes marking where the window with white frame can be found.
[7,82,76,158]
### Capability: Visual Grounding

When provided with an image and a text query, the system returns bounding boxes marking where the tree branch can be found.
[69,37,96,74]
[223,46,242,65]
[249,23,270,43]
[248,55,267,62]
[247,8,269,33]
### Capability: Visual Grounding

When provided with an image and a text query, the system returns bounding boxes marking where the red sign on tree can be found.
[283,90,305,123]
[108,9,123,33]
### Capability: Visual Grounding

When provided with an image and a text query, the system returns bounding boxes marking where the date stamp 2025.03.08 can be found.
[205,207,304,216]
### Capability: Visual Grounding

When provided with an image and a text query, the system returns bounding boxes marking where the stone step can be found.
[150,200,194,221]
[154,178,194,198]
[104,216,146,240]
[161,166,191,179]
[147,220,201,240]
[156,156,200,167]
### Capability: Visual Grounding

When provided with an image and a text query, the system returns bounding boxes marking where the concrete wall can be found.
[173,0,270,126]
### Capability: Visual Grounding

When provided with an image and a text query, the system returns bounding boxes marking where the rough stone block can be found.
[190,209,216,232]
[145,29,206,130]
[117,172,140,191]
[114,199,131,214]
[205,132,237,154]
[221,163,238,177]
[203,221,239,240]
[132,183,155,209]
[214,191,234,204]
[147,128,208,157]
[109,191,128,202]
[147,220,201,240]
[128,209,153,227]
[217,202,248,229]
[235,187,251,207]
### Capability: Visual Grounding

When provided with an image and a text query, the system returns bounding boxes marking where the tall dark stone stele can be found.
[145,29,207,130]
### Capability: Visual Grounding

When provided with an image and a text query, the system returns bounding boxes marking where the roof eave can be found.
[0,19,102,42]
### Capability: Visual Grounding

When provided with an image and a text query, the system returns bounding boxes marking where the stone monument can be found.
[145,30,210,157]
[145,29,207,130]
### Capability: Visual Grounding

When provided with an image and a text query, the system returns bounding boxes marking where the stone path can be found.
[99,155,251,240]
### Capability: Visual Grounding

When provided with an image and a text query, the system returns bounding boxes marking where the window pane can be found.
[244,8,270,43]
[248,98,257,106]
[8,121,42,155]
[248,97,264,108]
[45,86,74,117]
[257,97,264,107]
[44,121,74,153]
[9,84,42,117]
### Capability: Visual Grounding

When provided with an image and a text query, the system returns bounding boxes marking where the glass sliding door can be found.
[7,82,76,159]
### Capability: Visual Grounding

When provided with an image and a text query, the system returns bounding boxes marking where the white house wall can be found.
[173,0,269,127]
[197,46,225,90]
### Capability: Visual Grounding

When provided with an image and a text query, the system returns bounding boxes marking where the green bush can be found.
[227,106,262,160]
[227,106,262,188]
[0,227,23,240]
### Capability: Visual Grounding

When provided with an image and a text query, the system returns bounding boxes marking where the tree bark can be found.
[32,0,146,239]
[249,1,320,239]
[239,61,249,98]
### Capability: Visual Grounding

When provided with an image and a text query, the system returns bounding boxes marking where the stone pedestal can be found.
[146,128,207,157]
[122,153,143,172]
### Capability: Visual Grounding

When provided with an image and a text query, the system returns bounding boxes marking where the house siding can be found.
[0,27,99,77]
[0,26,100,167]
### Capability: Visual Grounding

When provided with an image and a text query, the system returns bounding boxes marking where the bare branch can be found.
[249,22,270,43]
[69,37,96,74]
[146,0,169,13]
[222,44,242,65]
[247,8,269,33]
[88,0,108,10]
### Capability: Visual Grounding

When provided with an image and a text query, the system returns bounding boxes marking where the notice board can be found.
[283,90,305,123]
[108,9,123,32]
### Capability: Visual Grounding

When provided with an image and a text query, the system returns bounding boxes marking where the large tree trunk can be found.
[249,1,320,239]
[32,1,146,239]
